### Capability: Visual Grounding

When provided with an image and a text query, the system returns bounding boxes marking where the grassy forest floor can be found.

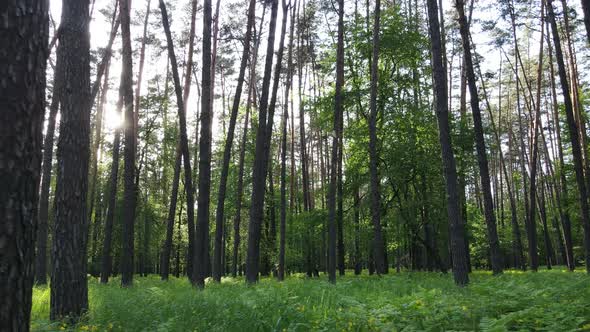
[31,269,590,331]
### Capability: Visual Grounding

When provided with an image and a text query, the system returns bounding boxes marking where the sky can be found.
[47,0,585,148]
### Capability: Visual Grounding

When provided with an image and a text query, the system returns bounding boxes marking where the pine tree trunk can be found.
[0,1,47,329]
[455,0,503,275]
[583,0,590,44]
[160,145,181,280]
[526,7,545,271]
[367,0,386,276]
[327,0,345,283]
[120,0,137,287]
[159,0,197,285]
[194,0,214,287]
[35,61,61,285]
[547,29,575,269]
[547,0,590,273]
[245,0,280,284]
[100,89,123,284]
[51,0,92,320]
[213,0,256,282]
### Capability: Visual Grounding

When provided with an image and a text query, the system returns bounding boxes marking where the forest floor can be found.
[31,269,590,331]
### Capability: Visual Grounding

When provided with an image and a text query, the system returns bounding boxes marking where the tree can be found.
[35,57,62,285]
[526,5,545,271]
[367,0,386,276]
[100,85,123,284]
[0,1,47,329]
[51,0,92,320]
[426,0,469,285]
[195,0,214,288]
[327,0,344,283]
[213,0,257,282]
[245,0,280,284]
[159,0,197,286]
[582,0,590,44]
[120,0,137,287]
[546,0,590,273]
[454,0,503,275]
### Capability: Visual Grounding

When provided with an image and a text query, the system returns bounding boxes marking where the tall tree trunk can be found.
[51,0,91,320]
[100,86,123,284]
[526,7,545,271]
[279,0,296,282]
[354,187,362,275]
[455,0,503,274]
[0,1,47,328]
[159,0,197,286]
[88,57,111,271]
[327,0,344,283]
[120,0,137,287]
[245,0,280,284]
[232,7,266,277]
[427,0,469,285]
[583,0,590,44]
[367,0,386,276]
[160,145,181,280]
[546,0,590,273]
[35,59,62,285]
[194,0,214,287]
[547,28,574,270]
[213,0,256,282]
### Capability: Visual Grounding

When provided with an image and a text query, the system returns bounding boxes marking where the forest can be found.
[2,0,590,330]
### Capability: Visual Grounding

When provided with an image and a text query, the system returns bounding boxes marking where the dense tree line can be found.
[2,0,590,329]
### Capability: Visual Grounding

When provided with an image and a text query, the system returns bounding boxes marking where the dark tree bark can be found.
[164,0,197,280]
[159,0,197,285]
[428,0,469,285]
[88,66,109,273]
[547,30,574,270]
[583,0,590,44]
[213,0,256,282]
[194,0,214,288]
[455,0,503,275]
[279,0,296,282]
[245,0,280,284]
[35,58,62,285]
[51,0,91,320]
[160,145,181,280]
[367,0,386,276]
[547,0,590,273]
[327,0,344,283]
[0,1,47,329]
[354,187,362,275]
[526,8,545,271]
[100,88,123,284]
[120,0,137,287]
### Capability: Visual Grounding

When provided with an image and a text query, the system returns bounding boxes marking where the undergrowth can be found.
[31,269,590,331]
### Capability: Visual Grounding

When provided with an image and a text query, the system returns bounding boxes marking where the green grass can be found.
[31,269,590,331]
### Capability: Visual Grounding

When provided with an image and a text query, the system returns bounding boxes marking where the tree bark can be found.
[159,0,197,286]
[194,0,214,287]
[212,0,256,282]
[427,0,469,285]
[526,6,545,271]
[546,0,590,273]
[0,1,47,329]
[455,0,503,275]
[367,0,386,276]
[51,0,92,320]
[583,0,590,44]
[245,0,280,284]
[35,58,62,285]
[100,86,123,284]
[327,0,344,283]
[119,0,137,287]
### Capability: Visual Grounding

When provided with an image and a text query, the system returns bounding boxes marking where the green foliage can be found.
[31,270,590,331]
